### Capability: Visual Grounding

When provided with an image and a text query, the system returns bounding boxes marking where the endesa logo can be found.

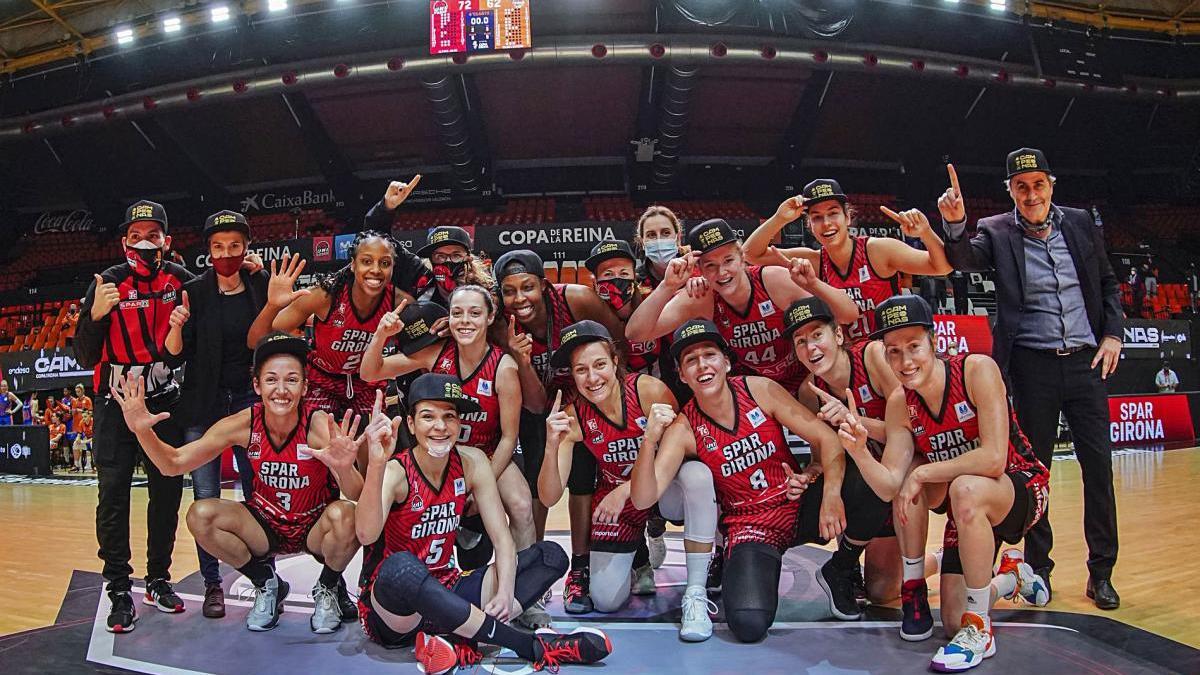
[1108,395,1194,446]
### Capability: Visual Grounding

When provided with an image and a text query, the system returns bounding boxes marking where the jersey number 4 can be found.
[749,468,768,490]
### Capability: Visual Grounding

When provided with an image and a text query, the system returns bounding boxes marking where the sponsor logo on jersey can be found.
[411,493,424,511]
[247,443,261,460]
[635,416,647,430]
[476,379,493,397]
[591,433,605,445]
[858,265,871,283]
[858,384,873,403]
[162,286,177,304]
[757,300,775,317]
[297,444,313,461]
[701,435,718,453]
[587,418,599,432]
[746,407,766,428]
[454,477,466,496]
[954,401,976,423]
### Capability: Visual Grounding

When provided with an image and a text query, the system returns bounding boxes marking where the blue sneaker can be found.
[931,613,995,672]
[995,549,1050,607]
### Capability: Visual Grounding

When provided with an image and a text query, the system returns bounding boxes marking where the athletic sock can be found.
[318,565,341,589]
[471,615,540,661]
[633,538,650,569]
[238,557,274,588]
[964,585,991,628]
[571,554,589,573]
[685,552,709,590]
[932,549,944,576]
[903,556,925,583]
[991,570,1018,600]
[830,537,866,571]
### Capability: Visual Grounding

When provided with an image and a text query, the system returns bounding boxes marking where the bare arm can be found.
[489,356,523,479]
[629,413,694,511]
[356,414,407,546]
[501,318,548,413]
[868,229,953,278]
[914,356,1008,484]
[840,390,916,502]
[744,196,821,267]
[464,446,517,619]
[271,287,330,334]
[625,253,712,342]
[248,254,313,346]
[767,264,860,327]
[537,395,581,508]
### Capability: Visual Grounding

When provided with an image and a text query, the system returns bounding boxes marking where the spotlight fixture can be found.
[115,27,134,45]
[211,5,231,22]
[162,16,182,33]
[268,0,288,11]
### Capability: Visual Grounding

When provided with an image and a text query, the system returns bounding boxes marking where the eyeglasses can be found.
[431,252,471,264]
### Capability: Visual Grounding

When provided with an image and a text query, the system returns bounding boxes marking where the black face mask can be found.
[125,241,163,276]
[596,278,635,313]
[433,260,469,295]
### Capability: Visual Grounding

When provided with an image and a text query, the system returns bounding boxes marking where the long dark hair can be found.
[315,230,401,299]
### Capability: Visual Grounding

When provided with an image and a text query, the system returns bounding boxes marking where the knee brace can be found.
[677,460,717,544]
[373,552,470,631]
[512,541,569,609]
[722,543,782,643]
[588,550,636,613]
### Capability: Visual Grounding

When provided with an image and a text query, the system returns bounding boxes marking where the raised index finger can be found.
[947,163,961,196]
[394,297,411,317]
[879,205,905,224]
[807,381,833,402]
[550,389,562,415]
[405,174,422,193]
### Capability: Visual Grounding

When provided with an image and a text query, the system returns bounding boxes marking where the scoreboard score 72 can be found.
[430,0,531,55]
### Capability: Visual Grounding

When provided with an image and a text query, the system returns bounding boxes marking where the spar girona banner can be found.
[1108,394,1195,447]
[933,315,993,355]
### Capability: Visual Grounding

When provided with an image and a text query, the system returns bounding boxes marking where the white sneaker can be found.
[679,586,717,643]
[630,564,656,596]
[930,613,995,672]
[309,583,343,634]
[647,534,667,569]
[994,549,1049,607]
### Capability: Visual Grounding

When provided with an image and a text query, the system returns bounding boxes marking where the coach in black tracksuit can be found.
[937,149,1122,610]
[75,200,195,632]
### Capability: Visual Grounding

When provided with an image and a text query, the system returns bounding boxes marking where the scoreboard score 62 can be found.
[430,0,531,55]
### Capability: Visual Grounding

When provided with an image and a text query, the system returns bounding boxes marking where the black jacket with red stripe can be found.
[75,261,196,398]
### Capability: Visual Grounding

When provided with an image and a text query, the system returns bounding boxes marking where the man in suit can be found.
[936,149,1122,610]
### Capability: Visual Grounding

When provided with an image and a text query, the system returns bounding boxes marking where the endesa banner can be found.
[0,347,92,391]
[933,315,993,355]
[1107,394,1195,447]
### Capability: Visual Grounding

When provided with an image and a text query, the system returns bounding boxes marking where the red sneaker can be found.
[414,632,457,675]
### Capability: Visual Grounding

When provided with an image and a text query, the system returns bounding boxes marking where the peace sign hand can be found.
[937,164,966,223]
[383,175,422,210]
[376,298,410,339]
[837,408,870,459]
[267,253,311,309]
[365,391,404,466]
[880,206,933,239]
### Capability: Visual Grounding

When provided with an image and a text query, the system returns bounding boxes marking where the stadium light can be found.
[162,16,182,33]
[989,0,1005,10]
[115,27,134,45]
[268,0,288,11]
[211,5,231,22]
[943,0,959,4]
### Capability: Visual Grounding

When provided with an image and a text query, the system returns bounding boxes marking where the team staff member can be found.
[112,334,364,634]
[75,200,195,633]
[629,320,853,642]
[744,180,952,341]
[412,226,494,308]
[939,150,1122,609]
[355,373,612,674]
[838,296,1049,671]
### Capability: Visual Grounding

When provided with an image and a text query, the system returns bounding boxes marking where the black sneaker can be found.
[106,590,137,633]
[143,578,185,613]
[336,577,358,620]
[900,579,934,641]
[562,568,593,614]
[816,560,863,621]
[850,564,868,606]
[706,546,725,595]
[534,627,612,670]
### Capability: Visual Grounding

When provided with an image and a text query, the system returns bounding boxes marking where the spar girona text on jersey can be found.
[712,265,808,393]
[246,402,337,525]
[813,340,888,458]
[818,236,900,343]
[577,373,650,491]
[431,342,506,456]
[310,282,396,375]
[683,376,802,551]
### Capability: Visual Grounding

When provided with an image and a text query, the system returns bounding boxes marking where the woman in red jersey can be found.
[744,180,952,341]
[839,295,1049,672]
[355,373,611,675]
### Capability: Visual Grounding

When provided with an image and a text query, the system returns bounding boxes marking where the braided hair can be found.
[315,230,402,299]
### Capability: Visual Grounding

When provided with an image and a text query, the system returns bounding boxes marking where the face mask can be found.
[643,239,678,264]
[595,278,635,313]
[212,254,245,277]
[426,438,454,458]
[125,240,163,276]
[433,260,469,296]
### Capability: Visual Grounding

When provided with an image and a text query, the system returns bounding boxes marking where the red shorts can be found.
[243,502,325,556]
[306,368,387,419]
[589,483,652,554]
[359,566,464,648]
[722,504,800,554]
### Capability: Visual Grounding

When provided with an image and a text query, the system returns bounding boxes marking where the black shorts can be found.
[940,470,1048,575]
[517,408,595,499]
[360,567,485,648]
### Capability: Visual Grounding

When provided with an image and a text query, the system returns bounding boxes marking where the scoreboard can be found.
[430,0,532,55]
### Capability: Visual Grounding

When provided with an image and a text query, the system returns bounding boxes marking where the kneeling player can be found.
[113,333,364,633]
[356,373,612,674]
[839,296,1049,672]
[538,321,719,641]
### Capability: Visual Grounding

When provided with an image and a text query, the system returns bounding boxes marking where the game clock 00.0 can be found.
[430,0,531,55]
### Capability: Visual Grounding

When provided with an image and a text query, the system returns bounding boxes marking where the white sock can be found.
[965,585,991,625]
[991,570,1018,600]
[932,549,944,575]
[685,552,709,591]
[903,556,925,583]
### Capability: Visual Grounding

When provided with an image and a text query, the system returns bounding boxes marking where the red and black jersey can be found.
[577,374,649,491]
[819,236,901,343]
[432,342,506,457]
[360,448,469,589]
[683,376,801,550]
[906,355,1046,477]
[78,262,195,397]
[512,283,576,385]
[712,265,808,393]
[814,340,888,458]
[627,335,663,374]
[310,282,396,375]
[245,402,337,524]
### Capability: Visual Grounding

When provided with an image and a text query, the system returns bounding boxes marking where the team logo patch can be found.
[758,300,776,318]
[454,477,466,496]
[297,444,312,461]
[858,265,871,283]
[954,401,976,423]
[247,443,261,460]
[635,416,647,430]
[476,379,493,397]
[162,288,177,304]
[591,433,605,445]
[858,384,873,403]
[746,407,766,428]
[586,418,599,432]
[411,493,424,511]
[701,435,719,453]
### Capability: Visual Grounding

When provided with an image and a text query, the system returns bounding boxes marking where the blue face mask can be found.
[643,239,679,264]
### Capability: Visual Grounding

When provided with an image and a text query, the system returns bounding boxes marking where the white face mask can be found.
[426,439,454,458]
[643,239,679,264]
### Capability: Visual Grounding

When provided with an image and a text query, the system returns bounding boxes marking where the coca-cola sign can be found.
[33,209,94,235]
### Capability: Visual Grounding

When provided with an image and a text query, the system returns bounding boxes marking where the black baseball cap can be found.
[585,240,636,274]
[407,373,482,414]
[203,210,250,242]
[670,319,735,364]
[550,320,613,369]
[869,295,935,340]
[1006,147,1052,179]
[418,226,473,258]
[801,179,847,206]
[494,250,545,281]
[685,219,739,256]
[782,297,835,337]
[252,332,309,374]
[397,301,448,356]
[121,200,169,234]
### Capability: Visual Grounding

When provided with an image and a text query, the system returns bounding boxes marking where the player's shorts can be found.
[589,483,652,554]
[306,367,386,419]
[242,501,326,556]
[723,499,803,555]
[359,566,469,648]
[939,469,1049,575]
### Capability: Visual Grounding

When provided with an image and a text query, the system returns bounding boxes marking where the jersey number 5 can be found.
[425,538,446,565]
